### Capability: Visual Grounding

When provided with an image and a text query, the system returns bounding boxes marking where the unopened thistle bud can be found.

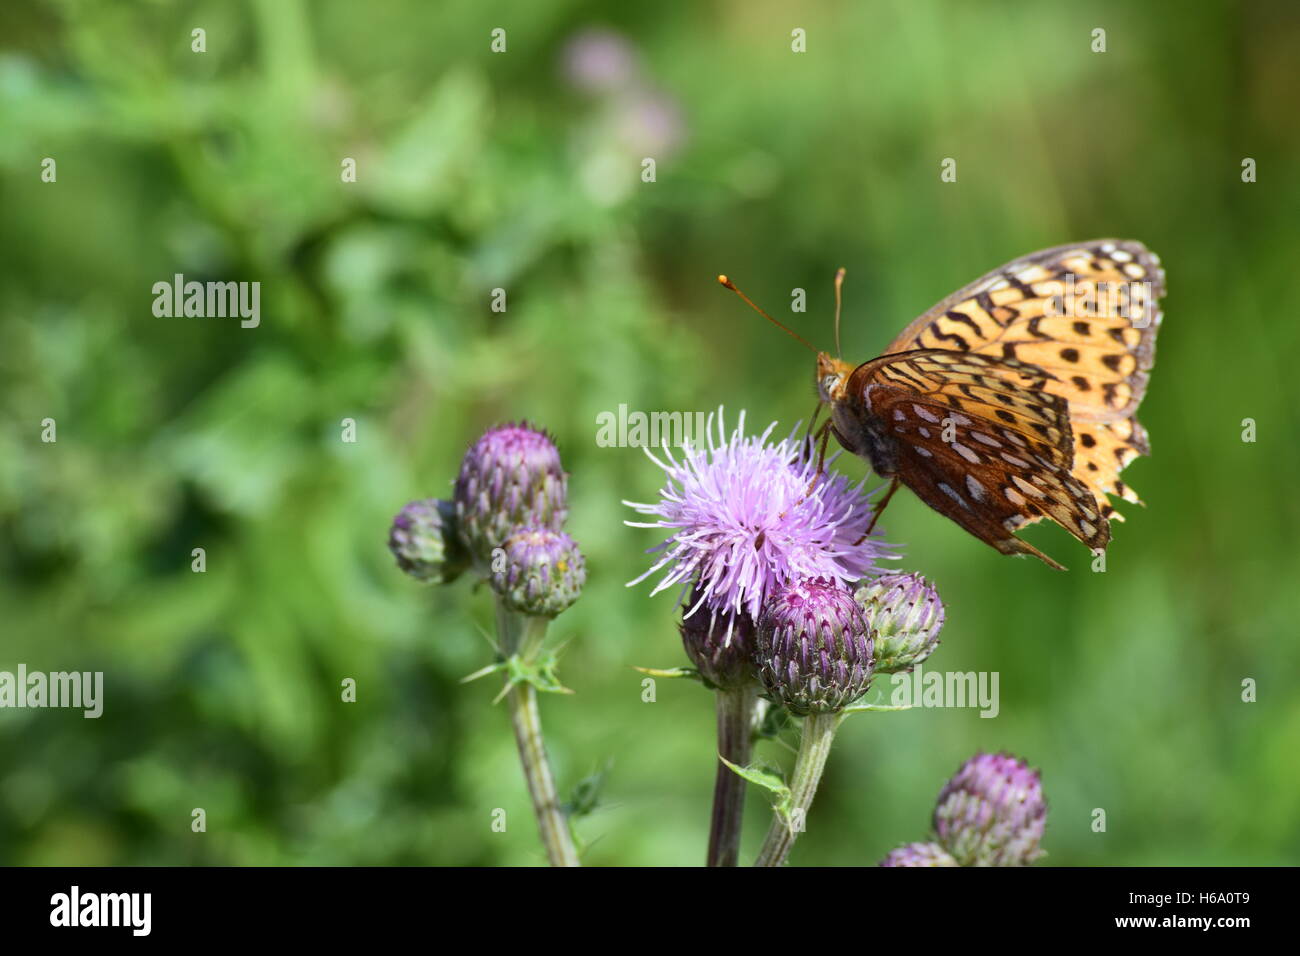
[680,586,758,690]
[454,423,568,564]
[755,578,874,715]
[933,752,1047,867]
[878,842,959,867]
[388,498,469,584]
[854,572,944,674]
[490,527,586,618]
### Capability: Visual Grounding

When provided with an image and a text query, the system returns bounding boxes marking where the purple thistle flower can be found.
[933,752,1047,867]
[454,422,568,564]
[879,841,959,867]
[625,409,893,624]
[755,577,874,714]
[679,583,758,690]
[491,527,586,619]
[561,28,639,95]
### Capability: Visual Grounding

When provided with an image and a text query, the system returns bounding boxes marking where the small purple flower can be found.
[625,410,892,624]
[879,842,959,867]
[854,572,945,674]
[679,584,757,690]
[561,28,639,95]
[491,527,586,618]
[933,752,1047,866]
[755,578,875,715]
[455,422,568,563]
[388,498,468,584]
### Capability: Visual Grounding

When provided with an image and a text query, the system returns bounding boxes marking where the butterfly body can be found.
[819,354,902,476]
[815,240,1165,569]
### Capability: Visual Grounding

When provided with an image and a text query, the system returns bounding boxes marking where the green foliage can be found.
[1,0,1297,865]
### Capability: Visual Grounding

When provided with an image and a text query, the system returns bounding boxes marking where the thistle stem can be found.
[495,598,580,867]
[753,710,841,867]
[706,682,761,867]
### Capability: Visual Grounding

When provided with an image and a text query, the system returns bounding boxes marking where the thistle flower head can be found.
[933,752,1047,867]
[490,527,586,618]
[625,410,892,624]
[854,572,945,674]
[679,585,758,690]
[455,422,568,563]
[388,498,469,584]
[754,577,874,715]
[878,842,959,867]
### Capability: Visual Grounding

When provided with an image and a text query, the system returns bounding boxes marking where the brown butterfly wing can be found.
[846,350,1108,568]
[883,239,1164,520]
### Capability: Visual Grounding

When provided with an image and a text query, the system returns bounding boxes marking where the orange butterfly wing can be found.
[844,350,1108,568]
[882,240,1165,521]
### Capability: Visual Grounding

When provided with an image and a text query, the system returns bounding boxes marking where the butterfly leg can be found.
[802,417,834,496]
[854,477,899,545]
[798,399,825,464]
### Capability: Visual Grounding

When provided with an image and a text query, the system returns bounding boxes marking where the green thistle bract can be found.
[388,498,469,584]
[853,572,944,674]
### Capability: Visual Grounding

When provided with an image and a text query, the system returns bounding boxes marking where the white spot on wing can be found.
[1013,475,1045,498]
[952,443,980,464]
[937,482,970,510]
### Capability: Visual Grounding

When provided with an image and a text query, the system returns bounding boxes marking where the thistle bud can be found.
[490,527,586,618]
[680,586,758,690]
[933,752,1047,867]
[878,842,959,867]
[754,578,874,715]
[454,423,568,563]
[388,498,469,584]
[853,572,944,674]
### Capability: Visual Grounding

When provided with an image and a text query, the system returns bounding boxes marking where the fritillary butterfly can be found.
[805,239,1165,569]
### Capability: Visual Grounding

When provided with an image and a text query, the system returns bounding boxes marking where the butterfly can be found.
[721,240,1165,569]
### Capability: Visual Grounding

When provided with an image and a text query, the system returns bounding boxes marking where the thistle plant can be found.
[879,842,959,867]
[750,577,876,867]
[933,752,1047,866]
[880,752,1047,867]
[454,422,568,564]
[854,572,945,674]
[388,498,469,584]
[390,422,585,866]
[626,409,893,865]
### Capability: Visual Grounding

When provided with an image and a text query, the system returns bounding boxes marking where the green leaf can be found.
[632,665,703,682]
[563,761,612,820]
[719,757,790,799]
[840,699,914,717]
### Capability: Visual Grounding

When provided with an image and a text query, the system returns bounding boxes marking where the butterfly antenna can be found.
[834,267,846,358]
[718,275,817,354]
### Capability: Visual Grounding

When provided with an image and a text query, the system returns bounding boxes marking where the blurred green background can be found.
[2,0,1297,866]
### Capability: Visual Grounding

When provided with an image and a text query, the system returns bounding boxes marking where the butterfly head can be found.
[816,352,855,405]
